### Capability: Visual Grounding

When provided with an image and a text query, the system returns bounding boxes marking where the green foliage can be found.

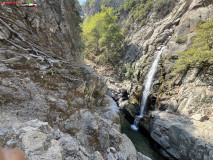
[7,60,14,64]
[124,63,133,79]
[175,36,187,44]
[84,87,89,94]
[147,52,151,56]
[166,54,178,60]
[132,0,153,22]
[88,0,96,8]
[174,17,213,73]
[46,70,53,75]
[93,90,100,97]
[95,51,119,64]
[196,19,205,27]
[81,6,124,64]
[71,70,80,75]
[123,22,131,33]
[118,0,176,25]
[159,92,163,98]
[123,0,138,12]
[67,100,72,106]
[153,0,175,11]
[76,43,84,51]
[130,98,138,104]
[116,0,153,25]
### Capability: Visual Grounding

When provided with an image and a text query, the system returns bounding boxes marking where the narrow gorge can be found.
[81,0,213,160]
[0,0,212,160]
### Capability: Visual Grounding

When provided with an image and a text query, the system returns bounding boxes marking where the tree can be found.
[174,17,213,73]
[81,5,124,64]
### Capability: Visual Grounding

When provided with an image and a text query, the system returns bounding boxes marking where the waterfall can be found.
[131,46,166,131]
[131,119,139,131]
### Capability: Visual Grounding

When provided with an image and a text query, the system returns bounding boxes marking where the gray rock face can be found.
[1,0,83,65]
[88,0,213,160]
[0,120,89,160]
[0,118,150,160]
[0,1,150,160]
[150,112,213,160]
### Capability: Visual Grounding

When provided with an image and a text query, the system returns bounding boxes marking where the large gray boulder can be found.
[0,119,151,160]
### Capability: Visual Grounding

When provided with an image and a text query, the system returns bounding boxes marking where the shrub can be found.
[46,70,53,75]
[71,70,80,75]
[67,100,72,106]
[175,36,187,44]
[154,0,175,12]
[131,0,153,22]
[174,17,213,73]
[95,51,119,64]
[196,19,205,27]
[7,60,14,64]
[124,63,133,79]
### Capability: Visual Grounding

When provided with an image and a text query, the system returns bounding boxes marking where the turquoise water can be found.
[121,117,165,160]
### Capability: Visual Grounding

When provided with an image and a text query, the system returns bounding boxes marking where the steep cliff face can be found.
[0,1,150,160]
[82,0,213,159]
[123,0,213,159]
[82,0,125,18]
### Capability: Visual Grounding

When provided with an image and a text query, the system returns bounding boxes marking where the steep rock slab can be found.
[150,111,213,160]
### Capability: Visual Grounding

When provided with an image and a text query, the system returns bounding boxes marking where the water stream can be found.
[131,46,166,131]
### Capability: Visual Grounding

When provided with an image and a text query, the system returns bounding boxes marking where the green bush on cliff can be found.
[81,5,124,64]
[174,17,213,73]
[132,0,153,21]
[124,63,133,78]
[123,0,138,11]
[175,36,187,44]
[154,0,175,11]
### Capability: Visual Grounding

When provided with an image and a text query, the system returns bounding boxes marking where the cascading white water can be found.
[139,46,166,117]
[131,119,139,131]
[131,46,166,131]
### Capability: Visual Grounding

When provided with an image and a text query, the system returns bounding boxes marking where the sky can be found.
[78,0,86,5]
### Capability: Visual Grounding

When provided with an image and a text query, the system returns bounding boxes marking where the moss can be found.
[46,70,53,75]
[130,98,138,105]
[7,61,14,64]
[67,100,72,106]
[71,70,80,75]
[159,92,163,98]
[84,87,89,94]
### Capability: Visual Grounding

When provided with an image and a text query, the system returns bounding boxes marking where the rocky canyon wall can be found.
[0,0,151,159]
[81,0,213,159]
